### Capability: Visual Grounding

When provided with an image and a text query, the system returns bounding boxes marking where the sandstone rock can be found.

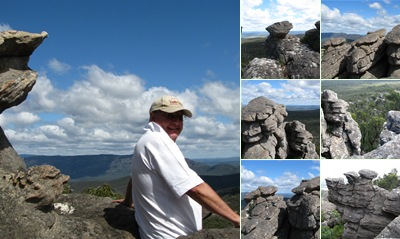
[266,21,293,39]
[244,21,320,79]
[347,29,387,74]
[242,58,285,79]
[326,170,399,239]
[242,177,320,239]
[242,96,318,159]
[321,25,400,79]
[0,31,48,113]
[321,37,352,79]
[385,25,400,65]
[301,21,320,52]
[321,90,362,158]
[375,215,400,239]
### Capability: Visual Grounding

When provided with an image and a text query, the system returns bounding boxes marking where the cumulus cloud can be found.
[0,23,12,31]
[241,0,320,32]
[3,65,239,158]
[241,80,320,106]
[322,2,399,34]
[369,2,383,10]
[48,58,71,74]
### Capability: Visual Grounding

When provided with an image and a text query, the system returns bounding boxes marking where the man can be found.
[116,95,240,239]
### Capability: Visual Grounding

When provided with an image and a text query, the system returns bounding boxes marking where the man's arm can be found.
[113,177,134,208]
[186,182,240,227]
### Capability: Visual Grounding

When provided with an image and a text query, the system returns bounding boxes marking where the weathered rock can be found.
[242,58,285,79]
[242,177,320,239]
[242,96,318,159]
[243,21,320,79]
[326,170,399,239]
[0,31,48,113]
[301,21,320,52]
[321,90,362,158]
[385,25,400,65]
[375,216,400,239]
[321,37,352,79]
[346,29,387,74]
[266,21,293,39]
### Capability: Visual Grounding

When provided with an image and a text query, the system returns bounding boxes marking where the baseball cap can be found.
[149,95,192,118]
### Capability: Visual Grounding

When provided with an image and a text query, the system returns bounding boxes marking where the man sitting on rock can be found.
[114,95,239,239]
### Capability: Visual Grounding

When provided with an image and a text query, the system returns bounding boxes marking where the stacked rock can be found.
[321,90,362,158]
[385,25,400,77]
[321,38,352,79]
[285,121,318,159]
[241,177,320,239]
[242,96,319,159]
[242,21,320,79]
[347,29,387,74]
[242,96,288,159]
[326,170,400,238]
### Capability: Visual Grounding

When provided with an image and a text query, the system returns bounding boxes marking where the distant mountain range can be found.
[286,105,320,111]
[242,30,306,39]
[23,154,240,181]
[321,32,364,44]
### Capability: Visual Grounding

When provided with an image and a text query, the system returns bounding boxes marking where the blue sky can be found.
[241,160,320,194]
[321,159,400,190]
[241,80,320,106]
[241,0,321,32]
[322,0,400,34]
[0,1,240,158]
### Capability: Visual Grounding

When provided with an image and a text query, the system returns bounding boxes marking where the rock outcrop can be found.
[357,110,400,159]
[241,177,320,239]
[242,21,320,79]
[321,90,362,159]
[241,96,319,159]
[322,24,400,79]
[0,31,239,239]
[326,170,400,239]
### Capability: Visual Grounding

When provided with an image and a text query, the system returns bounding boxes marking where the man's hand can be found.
[113,198,134,208]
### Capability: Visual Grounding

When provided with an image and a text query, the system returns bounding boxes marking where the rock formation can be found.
[0,30,239,239]
[322,24,400,79]
[242,21,320,79]
[241,96,319,159]
[321,90,362,159]
[326,170,400,238]
[241,177,320,239]
[358,110,400,159]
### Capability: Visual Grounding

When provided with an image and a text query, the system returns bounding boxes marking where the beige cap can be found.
[149,95,192,117]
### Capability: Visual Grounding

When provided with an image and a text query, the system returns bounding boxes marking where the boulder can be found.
[242,96,318,159]
[242,177,320,239]
[326,170,399,239]
[321,90,362,158]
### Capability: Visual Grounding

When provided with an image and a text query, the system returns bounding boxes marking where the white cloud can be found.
[321,160,400,190]
[48,58,71,74]
[242,80,320,106]
[3,65,240,158]
[0,23,12,31]
[369,2,383,10]
[241,0,320,32]
[199,81,240,120]
[322,3,398,34]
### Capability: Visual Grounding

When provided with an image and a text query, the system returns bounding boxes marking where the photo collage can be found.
[241,0,400,238]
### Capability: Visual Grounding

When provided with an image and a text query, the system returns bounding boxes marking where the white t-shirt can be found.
[131,122,204,239]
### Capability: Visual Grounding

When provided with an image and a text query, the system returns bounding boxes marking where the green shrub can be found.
[82,184,122,200]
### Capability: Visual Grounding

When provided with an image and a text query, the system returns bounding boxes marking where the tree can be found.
[373,169,399,191]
